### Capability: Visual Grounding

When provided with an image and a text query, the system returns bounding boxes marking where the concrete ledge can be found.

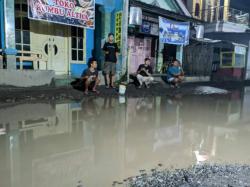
[185,76,211,82]
[0,69,55,87]
[150,75,211,83]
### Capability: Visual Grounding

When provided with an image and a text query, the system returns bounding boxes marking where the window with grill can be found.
[15,1,30,56]
[221,52,233,67]
[195,3,200,17]
[71,27,84,62]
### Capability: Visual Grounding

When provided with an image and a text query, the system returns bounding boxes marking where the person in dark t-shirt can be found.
[81,58,100,95]
[102,33,119,88]
[136,58,154,88]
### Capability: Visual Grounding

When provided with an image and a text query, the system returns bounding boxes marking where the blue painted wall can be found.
[70,64,87,78]
[95,0,104,5]
[86,29,94,64]
[0,0,4,49]
[71,0,124,78]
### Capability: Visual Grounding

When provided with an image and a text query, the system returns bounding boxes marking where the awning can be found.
[130,0,203,23]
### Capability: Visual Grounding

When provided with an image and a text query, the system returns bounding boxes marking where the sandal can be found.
[92,89,100,94]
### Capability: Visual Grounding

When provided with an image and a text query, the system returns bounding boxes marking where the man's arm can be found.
[115,52,119,63]
[103,43,109,54]
[94,71,99,80]
[168,67,177,77]
[173,71,181,77]
[180,67,184,76]
[82,74,89,80]
[137,65,143,74]
[148,66,153,76]
[81,70,90,80]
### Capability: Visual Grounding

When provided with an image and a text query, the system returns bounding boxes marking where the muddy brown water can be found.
[0,87,250,187]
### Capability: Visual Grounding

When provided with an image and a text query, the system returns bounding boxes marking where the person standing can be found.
[102,33,119,88]
[136,58,154,88]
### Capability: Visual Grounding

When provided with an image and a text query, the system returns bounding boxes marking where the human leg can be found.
[103,62,111,88]
[105,74,110,88]
[145,77,154,87]
[168,77,176,88]
[136,74,144,86]
[92,78,100,92]
[110,63,116,88]
[84,78,91,94]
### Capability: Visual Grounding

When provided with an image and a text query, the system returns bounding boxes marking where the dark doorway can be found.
[151,37,159,71]
[163,44,177,64]
[94,5,103,70]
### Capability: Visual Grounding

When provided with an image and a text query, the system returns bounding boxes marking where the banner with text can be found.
[159,17,190,45]
[28,0,95,29]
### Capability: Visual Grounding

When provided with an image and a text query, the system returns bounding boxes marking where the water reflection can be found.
[0,88,250,187]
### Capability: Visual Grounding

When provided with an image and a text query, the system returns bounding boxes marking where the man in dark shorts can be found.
[81,58,100,95]
[102,33,119,88]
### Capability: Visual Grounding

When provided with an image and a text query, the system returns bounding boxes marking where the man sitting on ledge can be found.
[136,58,154,88]
[81,58,100,95]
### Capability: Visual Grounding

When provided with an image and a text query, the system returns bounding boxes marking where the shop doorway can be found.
[15,0,70,74]
[128,36,158,74]
[15,0,85,75]
[30,21,70,74]
[163,44,177,64]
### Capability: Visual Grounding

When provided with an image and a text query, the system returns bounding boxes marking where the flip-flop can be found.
[92,90,100,94]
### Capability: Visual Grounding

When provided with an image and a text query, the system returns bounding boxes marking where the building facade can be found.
[0,0,123,86]
[183,0,250,81]
[128,0,195,75]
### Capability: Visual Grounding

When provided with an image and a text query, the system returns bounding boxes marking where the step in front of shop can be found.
[0,69,55,87]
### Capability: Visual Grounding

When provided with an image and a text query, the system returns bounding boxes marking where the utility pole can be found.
[121,0,129,83]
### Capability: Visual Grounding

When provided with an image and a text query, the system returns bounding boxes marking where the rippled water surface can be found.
[0,87,250,187]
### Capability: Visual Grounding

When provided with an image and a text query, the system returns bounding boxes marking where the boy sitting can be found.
[166,60,184,88]
[81,58,100,95]
[136,58,154,88]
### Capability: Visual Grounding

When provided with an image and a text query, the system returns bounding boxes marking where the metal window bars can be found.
[192,6,249,26]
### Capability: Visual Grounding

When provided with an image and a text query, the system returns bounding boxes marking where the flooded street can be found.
[0,87,250,187]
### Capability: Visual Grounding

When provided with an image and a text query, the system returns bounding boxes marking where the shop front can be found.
[0,0,123,86]
[128,0,196,74]
[128,14,159,73]
[15,5,75,74]
[211,42,248,81]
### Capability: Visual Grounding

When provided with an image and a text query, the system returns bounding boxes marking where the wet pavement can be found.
[0,86,250,187]
[0,81,249,105]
